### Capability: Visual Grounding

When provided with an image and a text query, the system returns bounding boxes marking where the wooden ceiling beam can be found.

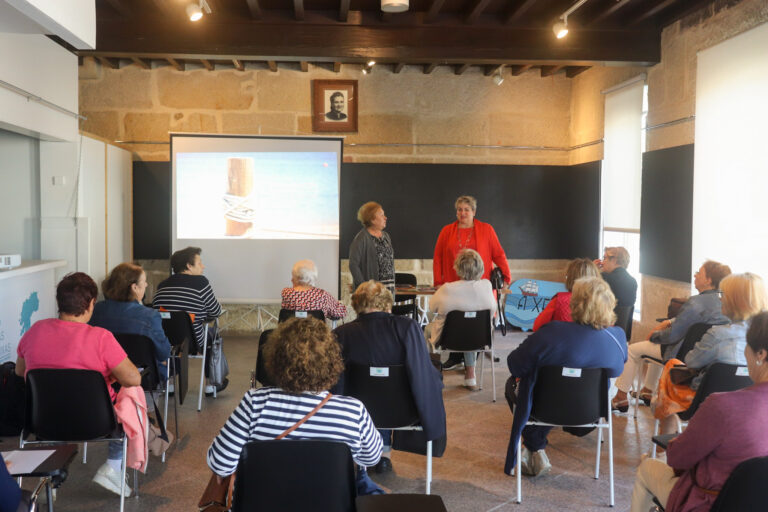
[333,62,342,73]
[587,0,633,26]
[245,0,262,19]
[484,64,502,76]
[233,59,244,71]
[509,64,532,76]
[424,0,445,23]
[424,62,438,74]
[393,62,405,73]
[293,0,305,21]
[98,57,119,69]
[565,65,590,78]
[166,57,185,71]
[267,60,278,72]
[465,0,492,24]
[454,63,470,75]
[629,0,677,26]
[505,0,540,24]
[300,61,309,72]
[339,0,350,22]
[131,57,150,69]
[201,59,214,70]
[540,65,564,77]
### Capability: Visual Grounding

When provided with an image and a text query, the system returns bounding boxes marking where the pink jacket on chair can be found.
[114,386,149,472]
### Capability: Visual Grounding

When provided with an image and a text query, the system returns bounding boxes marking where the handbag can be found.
[207,320,229,388]
[198,393,333,512]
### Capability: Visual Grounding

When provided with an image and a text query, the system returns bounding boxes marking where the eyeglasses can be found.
[603,255,616,261]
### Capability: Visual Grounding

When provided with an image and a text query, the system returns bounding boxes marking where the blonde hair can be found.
[605,247,630,268]
[351,280,393,314]
[357,202,382,228]
[564,258,601,292]
[454,195,477,212]
[719,273,768,322]
[454,249,484,281]
[570,277,617,329]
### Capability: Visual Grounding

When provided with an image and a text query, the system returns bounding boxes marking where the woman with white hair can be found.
[427,249,497,390]
[281,259,347,320]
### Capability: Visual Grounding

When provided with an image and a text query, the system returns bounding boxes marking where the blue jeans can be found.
[464,351,477,367]
[107,440,123,461]
[378,429,392,452]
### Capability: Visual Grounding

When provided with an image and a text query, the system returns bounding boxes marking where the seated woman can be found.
[533,258,601,331]
[332,280,446,474]
[612,260,731,411]
[427,249,497,390]
[504,277,627,477]
[90,262,172,380]
[630,310,768,512]
[15,272,141,497]
[207,318,382,486]
[281,259,347,320]
[652,272,767,433]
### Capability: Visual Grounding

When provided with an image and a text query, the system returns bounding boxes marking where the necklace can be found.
[457,226,473,249]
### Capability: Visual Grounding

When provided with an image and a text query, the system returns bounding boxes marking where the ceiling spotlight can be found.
[362,61,375,74]
[367,60,376,67]
[187,0,211,22]
[552,0,589,39]
[381,0,409,13]
[493,71,504,86]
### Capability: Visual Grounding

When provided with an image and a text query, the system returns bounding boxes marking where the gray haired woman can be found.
[280,259,347,320]
[348,202,394,295]
[427,249,497,390]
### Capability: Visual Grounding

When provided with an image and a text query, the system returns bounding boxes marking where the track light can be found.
[362,61,375,74]
[381,0,409,13]
[187,0,211,22]
[493,71,504,86]
[367,60,376,67]
[552,0,589,39]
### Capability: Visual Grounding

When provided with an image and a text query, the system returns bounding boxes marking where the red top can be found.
[532,292,572,331]
[432,219,511,286]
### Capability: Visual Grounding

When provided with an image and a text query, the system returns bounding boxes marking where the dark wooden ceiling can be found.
[79,0,719,77]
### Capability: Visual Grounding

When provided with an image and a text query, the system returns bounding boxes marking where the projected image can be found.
[177,152,339,239]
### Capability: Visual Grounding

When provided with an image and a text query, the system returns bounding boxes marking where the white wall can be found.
[0,129,40,259]
[3,0,95,49]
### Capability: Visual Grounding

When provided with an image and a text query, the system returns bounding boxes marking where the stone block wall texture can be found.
[104,0,764,337]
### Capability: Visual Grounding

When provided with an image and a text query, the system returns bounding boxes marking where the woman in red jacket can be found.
[533,258,601,331]
[433,195,511,287]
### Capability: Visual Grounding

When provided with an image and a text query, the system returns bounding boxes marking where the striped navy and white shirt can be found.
[152,273,221,348]
[207,388,382,477]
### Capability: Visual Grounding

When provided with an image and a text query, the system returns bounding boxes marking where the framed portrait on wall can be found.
[312,80,358,133]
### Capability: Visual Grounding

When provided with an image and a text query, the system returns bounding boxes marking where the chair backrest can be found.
[676,322,714,362]
[232,440,356,512]
[344,364,420,428]
[159,309,195,349]
[678,362,752,421]
[278,309,325,323]
[530,366,608,425]
[255,329,276,387]
[395,273,417,287]
[356,494,448,512]
[710,456,768,511]
[114,333,160,390]
[614,305,634,340]
[435,310,492,351]
[24,369,117,441]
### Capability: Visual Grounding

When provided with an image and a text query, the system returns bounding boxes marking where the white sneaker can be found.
[519,446,534,476]
[530,449,552,477]
[93,462,132,497]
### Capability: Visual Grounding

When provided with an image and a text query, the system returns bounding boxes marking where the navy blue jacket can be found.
[90,299,172,379]
[504,321,627,474]
[332,312,446,441]
[0,453,20,512]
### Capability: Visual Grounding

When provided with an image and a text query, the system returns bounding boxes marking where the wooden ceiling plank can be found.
[339,0,350,22]
[565,65,590,78]
[300,61,309,72]
[424,62,438,74]
[98,57,119,69]
[333,62,342,73]
[424,0,446,24]
[267,60,278,72]
[104,0,131,17]
[509,64,531,76]
[455,63,470,75]
[131,57,150,69]
[630,0,678,26]
[166,57,185,71]
[393,62,405,73]
[505,0,540,24]
[484,64,502,76]
[150,0,174,14]
[540,65,564,77]
[245,0,262,19]
[588,0,633,26]
[233,59,244,71]
[201,59,214,71]
[465,0,492,24]
[293,0,305,21]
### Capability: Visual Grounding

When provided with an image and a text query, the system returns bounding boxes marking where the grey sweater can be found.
[349,228,392,290]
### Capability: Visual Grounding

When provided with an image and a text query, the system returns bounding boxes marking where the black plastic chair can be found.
[345,363,433,494]
[651,362,752,458]
[614,305,634,341]
[710,456,768,511]
[114,333,177,457]
[231,440,356,512]
[278,308,325,323]
[356,494,448,511]
[20,369,130,512]
[434,309,495,401]
[254,329,276,387]
[392,273,418,321]
[515,366,614,506]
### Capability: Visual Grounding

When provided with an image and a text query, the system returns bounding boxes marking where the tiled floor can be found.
[4,330,656,511]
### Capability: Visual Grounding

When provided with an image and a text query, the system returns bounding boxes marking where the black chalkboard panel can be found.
[340,162,601,259]
[133,161,171,260]
[639,145,694,282]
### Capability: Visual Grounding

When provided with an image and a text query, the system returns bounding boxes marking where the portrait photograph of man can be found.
[325,91,347,121]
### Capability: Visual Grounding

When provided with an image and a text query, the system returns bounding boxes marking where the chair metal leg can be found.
[595,421,602,479]
[198,326,208,412]
[46,478,54,512]
[426,440,432,495]
[490,348,496,402]
[633,361,642,419]
[608,410,615,507]
[477,351,484,390]
[516,437,522,503]
[133,468,139,498]
[83,442,87,464]
[651,419,659,458]
[163,358,171,464]
[120,437,127,512]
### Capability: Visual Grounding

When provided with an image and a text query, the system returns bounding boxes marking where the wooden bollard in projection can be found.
[224,157,255,236]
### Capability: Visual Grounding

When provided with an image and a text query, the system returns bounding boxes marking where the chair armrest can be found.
[652,433,679,449]
[640,355,664,367]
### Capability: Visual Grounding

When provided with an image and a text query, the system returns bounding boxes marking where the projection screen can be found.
[170,134,343,302]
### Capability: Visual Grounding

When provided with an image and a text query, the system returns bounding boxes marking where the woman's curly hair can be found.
[263,318,344,393]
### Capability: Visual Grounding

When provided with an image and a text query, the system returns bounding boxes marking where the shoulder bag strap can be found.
[276,393,333,440]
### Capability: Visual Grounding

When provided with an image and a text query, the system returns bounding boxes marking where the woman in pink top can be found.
[630,310,768,512]
[16,272,140,498]
[533,258,601,331]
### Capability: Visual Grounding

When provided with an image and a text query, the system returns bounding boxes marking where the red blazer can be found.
[533,292,572,332]
[433,220,511,286]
